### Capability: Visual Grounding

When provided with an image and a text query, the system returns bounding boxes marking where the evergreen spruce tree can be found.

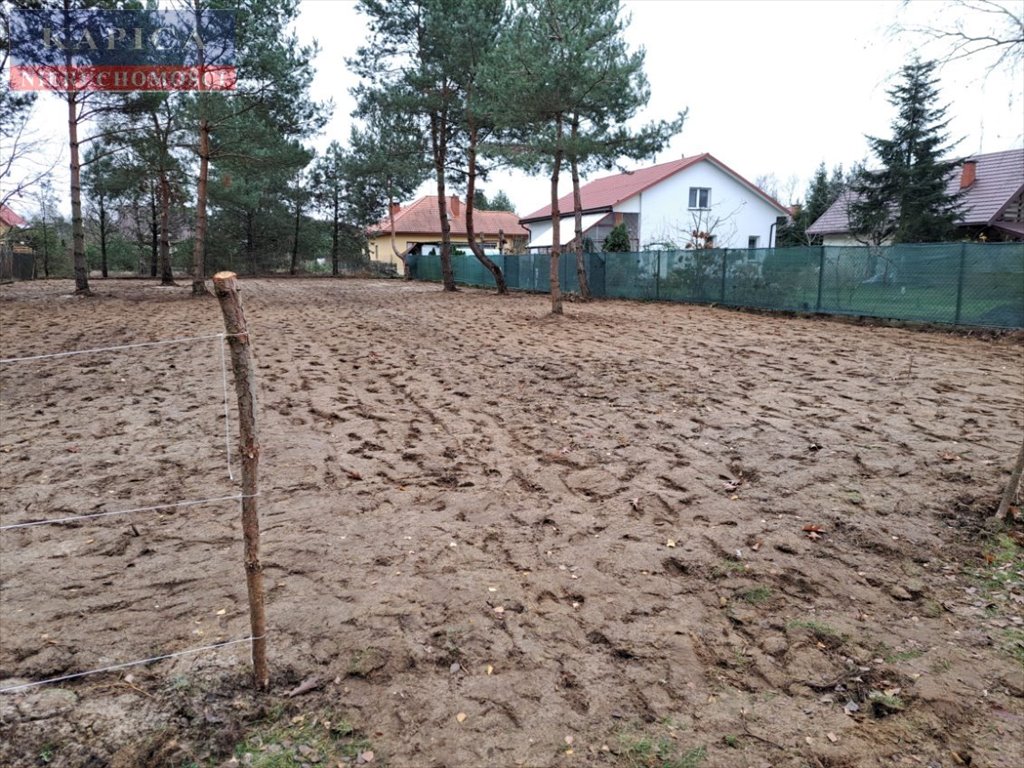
[849,59,962,244]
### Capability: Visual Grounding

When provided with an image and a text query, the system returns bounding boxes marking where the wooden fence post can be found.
[212,271,269,690]
[995,437,1024,522]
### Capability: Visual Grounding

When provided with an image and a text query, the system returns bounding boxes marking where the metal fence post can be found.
[655,252,661,300]
[954,242,967,325]
[719,250,727,304]
[815,246,825,312]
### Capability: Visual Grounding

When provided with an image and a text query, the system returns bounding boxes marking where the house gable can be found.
[520,154,788,224]
[522,154,789,250]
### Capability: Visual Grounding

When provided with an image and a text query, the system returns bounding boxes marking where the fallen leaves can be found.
[456,712,467,723]
[666,539,677,548]
[802,524,825,541]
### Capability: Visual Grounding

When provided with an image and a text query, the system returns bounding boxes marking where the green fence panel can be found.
[604,251,658,299]
[727,246,822,311]
[957,242,1024,328]
[410,242,1023,328]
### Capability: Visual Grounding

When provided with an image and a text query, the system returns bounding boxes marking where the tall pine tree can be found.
[849,59,962,244]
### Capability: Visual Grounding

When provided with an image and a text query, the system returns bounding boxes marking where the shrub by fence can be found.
[410,242,1024,328]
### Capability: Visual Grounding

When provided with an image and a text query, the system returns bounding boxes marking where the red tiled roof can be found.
[807,148,1024,235]
[1,204,27,228]
[520,153,790,222]
[368,196,528,239]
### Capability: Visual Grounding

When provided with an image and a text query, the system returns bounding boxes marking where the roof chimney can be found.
[960,160,977,189]
[389,201,401,217]
[449,195,460,217]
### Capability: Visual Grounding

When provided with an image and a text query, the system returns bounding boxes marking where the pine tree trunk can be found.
[290,199,301,275]
[430,112,456,291]
[549,120,564,315]
[158,172,174,285]
[331,195,340,276]
[99,198,108,278]
[150,186,158,277]
[246,213,256,275]
[67,91,90,294]
[41,217,49,278]
[388,198,410,281]
[192,119,211,296]
[570,137,590,300]
[190,2,211,297]
[465,124,507,294]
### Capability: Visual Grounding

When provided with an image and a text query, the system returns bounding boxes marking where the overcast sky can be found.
[7,0,1024,218]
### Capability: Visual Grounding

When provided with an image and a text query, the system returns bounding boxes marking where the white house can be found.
[519,153,790,252]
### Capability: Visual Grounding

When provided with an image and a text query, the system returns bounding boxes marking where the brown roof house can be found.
[1,203,32,282]
[519,153,791,252]
[806,148,1024,245]
[367,195,528,275]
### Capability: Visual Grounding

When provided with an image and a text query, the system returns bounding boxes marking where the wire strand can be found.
[0,333,242,365]
[0,493,259,532]
[0,635,265,693]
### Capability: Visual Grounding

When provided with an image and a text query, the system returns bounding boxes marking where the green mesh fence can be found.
[412,242,1024,328]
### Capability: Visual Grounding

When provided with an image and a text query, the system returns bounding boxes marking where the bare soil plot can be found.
[1,277,1022,768]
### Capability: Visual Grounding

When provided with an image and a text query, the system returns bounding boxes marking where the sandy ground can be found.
[0,277,1022,768]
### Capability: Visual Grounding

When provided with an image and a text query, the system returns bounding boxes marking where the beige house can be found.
[367,195,528,275]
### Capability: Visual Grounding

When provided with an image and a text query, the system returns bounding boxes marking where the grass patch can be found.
[618,733,706,768]
[736,586,772,605]
[1001,628,1024,666]
[868,690,905,717]
[711,560,744,579]
[976,534,1024,591]
[233,711,371,768]
[786,619,842,645]
[974,533,1024,662]
[875,642,925,664]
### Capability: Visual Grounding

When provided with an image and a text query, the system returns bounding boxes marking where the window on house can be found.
[748,236,759,249]
[688,187,711,209]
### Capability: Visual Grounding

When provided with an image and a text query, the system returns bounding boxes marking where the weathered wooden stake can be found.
[995,437,1024,522]
[213,271,269,690]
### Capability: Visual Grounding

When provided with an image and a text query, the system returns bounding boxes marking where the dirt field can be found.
[1,277,1022,768]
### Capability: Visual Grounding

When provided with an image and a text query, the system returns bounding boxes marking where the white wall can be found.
[634,161,784,249]
[523,160,785,251]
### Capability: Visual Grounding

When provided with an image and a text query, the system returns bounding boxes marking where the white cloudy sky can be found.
[7,0,1024,217]
[294,0,1024,214]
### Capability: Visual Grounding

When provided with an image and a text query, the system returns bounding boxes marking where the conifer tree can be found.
[849,59,962,244]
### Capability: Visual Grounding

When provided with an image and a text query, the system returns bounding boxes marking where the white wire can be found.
[0,493,258,531]
[0,333,241,365]
[0,635,265,693]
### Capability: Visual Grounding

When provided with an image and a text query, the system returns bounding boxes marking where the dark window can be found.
[688,187,711,209]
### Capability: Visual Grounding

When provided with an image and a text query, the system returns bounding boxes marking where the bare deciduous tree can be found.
[892,0,1024,73]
